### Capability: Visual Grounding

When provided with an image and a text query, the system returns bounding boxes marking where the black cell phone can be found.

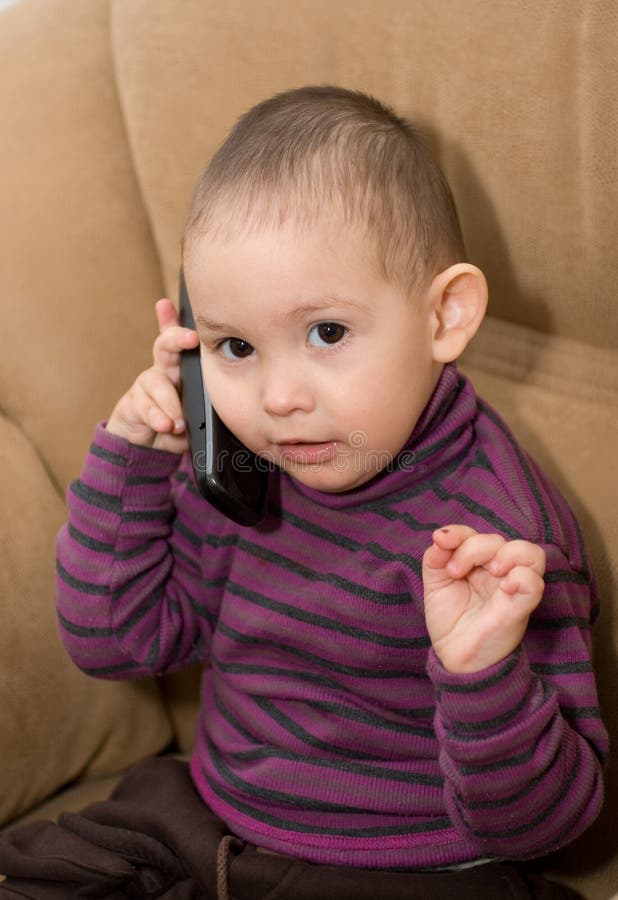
[178,271,269,526]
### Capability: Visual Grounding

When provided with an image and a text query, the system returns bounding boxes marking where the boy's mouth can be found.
[276,440,337,465]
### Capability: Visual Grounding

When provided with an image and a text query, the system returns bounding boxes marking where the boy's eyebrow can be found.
[195,296,367,334]
[194,315,234,334]
[282,296,367,322]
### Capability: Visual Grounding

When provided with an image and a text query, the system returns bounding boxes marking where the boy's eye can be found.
[308,322,347,347]
[220,337,254,359]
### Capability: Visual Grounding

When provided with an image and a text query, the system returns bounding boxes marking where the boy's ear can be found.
[428,263,488,363]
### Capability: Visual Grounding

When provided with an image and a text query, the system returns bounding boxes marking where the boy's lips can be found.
[275,440,337,465]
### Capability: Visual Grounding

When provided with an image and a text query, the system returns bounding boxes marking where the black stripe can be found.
[67,523,114,555]
[111,585,164,634]
[303,700,435,739]
[461,741,538,776]
[122,509,172,523]
[70,479,122,513]
[174,518,204,550]
[81,661,141,677]
[116,539,162,562]
[471,446,496,474]
[174,469,203,500]
[56,560,110,596]
[210,736,443,790]
[252,697,424,762]
[228,538,412,607]
[173,543,202,574]
[215,655,346,684]
[560,705,603,722]
[532,761,604,855]
[189,470,427,586]
[465,764,548,811]
[57,610,114,638]
[361,445,472,516]
[364,464,523,538]
[214,657,375,694]
[106,581,215,642]
[217,621,429,679]
[126,475,168,486]
[466,740,580,840]
[214,691,263,745]
[224,580,429,650]
[112,569,165,601]
[437,651,520,695]
[400,420,470,466]
[432,483,522,538]
[209,737,391,811]
[529,614,590,631]
[187,596,217,629]
[445,690,530,737]
[266,506,425,575]
[531,661,593,676]
[202,575,229,591]
[215,691,435,747]
[478,400,554,544]
[544,569,588,585]
[227,745,443,788]
[90,442,127,467]
[202,766,450,838]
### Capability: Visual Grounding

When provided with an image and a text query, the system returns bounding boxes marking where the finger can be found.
[499,565,545,613]
[155,298,179,332]
[134,370,185,434]
[422,541,453,573]
[422,543,459,595]
[431,525,478,552]
[487,540,546,578]
[152,324,200,373]
[445,532,507,578]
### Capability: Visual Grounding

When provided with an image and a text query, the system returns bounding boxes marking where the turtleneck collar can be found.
[280,363,478,510]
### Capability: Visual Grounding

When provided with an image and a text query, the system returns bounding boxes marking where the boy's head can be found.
[183,85,466,297]
[182,86,487,493]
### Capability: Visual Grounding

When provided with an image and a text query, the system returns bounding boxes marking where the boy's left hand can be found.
[422,526,546,674]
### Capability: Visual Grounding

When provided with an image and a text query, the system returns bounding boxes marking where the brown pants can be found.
[0,757,582,900]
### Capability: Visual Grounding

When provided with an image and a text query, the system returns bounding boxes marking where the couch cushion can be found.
[110,0,617,349]
[0,0,165,494]
[0,416,173,827]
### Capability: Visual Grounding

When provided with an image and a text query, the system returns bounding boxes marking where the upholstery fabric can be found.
[0,416,173,826]
[110,0,617,347]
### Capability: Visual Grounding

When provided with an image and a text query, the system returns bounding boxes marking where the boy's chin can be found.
[281,460,380,494]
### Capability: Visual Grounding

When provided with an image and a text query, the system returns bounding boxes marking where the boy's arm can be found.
[423,529,608,857]
[56,296,219,678]
[56,423,218,679]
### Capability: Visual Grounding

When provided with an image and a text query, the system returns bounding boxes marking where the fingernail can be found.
[174,418,185,432]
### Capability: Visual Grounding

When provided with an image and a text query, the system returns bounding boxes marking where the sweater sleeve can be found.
[427,542,608,860]
[56,423,219,679]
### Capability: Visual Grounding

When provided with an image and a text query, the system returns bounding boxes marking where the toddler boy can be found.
[0,86,606,899]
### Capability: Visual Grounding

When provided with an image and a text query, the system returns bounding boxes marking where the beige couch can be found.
[1,0,617,896]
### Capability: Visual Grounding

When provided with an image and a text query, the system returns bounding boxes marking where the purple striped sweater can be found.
[56,363,607,869]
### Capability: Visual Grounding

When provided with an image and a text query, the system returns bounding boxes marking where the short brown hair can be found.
[183,85,466,295]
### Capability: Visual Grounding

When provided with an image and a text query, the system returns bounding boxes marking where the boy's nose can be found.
[260,360,315,417]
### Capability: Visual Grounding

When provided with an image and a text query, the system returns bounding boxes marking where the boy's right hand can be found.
[106,298,200,453]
